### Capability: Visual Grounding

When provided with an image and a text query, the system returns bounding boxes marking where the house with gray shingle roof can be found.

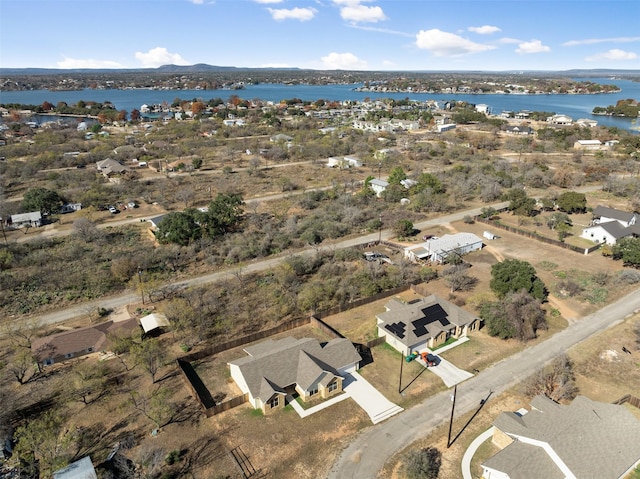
[482,395,640,479]
[228,337,361,414]
[581,205,640,245]
[376,295,480,354]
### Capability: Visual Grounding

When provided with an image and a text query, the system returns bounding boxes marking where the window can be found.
[268,396,279,408]
[328,381,338,393]
[44,359,54,366]
[309,386,318,396]
[64,353,74,359]
[87,347,93,352]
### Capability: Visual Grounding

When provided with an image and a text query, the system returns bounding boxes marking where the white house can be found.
[369,178,389,197]
[580,205,640,245]
[404,233,483,263]
[436,123,456,133]
[228,337,361,414]
[547,114,573,125]
[9,211,43,229]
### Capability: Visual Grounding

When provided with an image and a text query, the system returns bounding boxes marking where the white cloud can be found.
[585,49,638,62]
[267,7,317,21]
[57,57,124,69]
[188,0,204,4]
[320,52,367,69]
[515,40,550,54]
[564,36,640,47]
[415,29,495,57]
[468,25,501,35]
[134,47,190,68]
[254,0,283,3]
[334,0,386,23]
[499,37,521,44]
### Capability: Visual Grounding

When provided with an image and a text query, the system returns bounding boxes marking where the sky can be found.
[1,0,639,71]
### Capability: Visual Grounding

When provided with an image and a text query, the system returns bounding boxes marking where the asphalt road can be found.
[325,288,640,479]
[23,201,507,329]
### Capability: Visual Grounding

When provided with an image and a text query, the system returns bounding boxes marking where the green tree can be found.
[394,219,414,238]
[403,447,442,479]
[155,211,202,246]
[14,411,74,477]
[192,157,203,170]
[546,212,572,230]
[414,172,445,194]
[504,188,536,217]
[481,290,547,341]
[612,237,640,267]
[387,166,407,185]
[203,192,244,236]
[21,187,64,215]
[490,259,548,301]
[556,191,587,213]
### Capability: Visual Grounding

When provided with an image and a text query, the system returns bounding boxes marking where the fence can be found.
[476,217,600,255]
[613,394,640,409]
[180,316,311,362]
[205,394,248,417]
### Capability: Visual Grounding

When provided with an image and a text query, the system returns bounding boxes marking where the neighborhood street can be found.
[20,201,509,329]
[325,287,640,479]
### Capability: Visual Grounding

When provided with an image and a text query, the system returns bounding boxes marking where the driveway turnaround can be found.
[461,427,494,479]
[343,372,404,424]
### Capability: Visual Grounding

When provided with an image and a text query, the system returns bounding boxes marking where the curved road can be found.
[325,288,640,478]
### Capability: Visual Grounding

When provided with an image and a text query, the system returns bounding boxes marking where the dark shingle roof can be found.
[593,205,636,223]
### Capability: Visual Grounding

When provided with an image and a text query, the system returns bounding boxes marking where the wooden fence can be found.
[205,394,249,417]
[476,217,600,255]
[613,394,640,409]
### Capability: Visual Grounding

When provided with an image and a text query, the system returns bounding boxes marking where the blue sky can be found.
[1,0,639,71]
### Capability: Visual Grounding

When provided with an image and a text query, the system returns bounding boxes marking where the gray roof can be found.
[229,337,361,402]
[597,220,632,239]
[593,205,636,223]
[483,440,564,479]
[489,395,640,478]
[377,295,478,347]
[10,211,42,223]
[53,456,97,479]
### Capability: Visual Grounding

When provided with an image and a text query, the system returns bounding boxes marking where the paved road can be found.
[20,201,507,329]
[325,288,640,479]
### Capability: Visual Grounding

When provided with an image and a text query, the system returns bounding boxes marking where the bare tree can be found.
[73,217,100,242]
[524,354,579,402]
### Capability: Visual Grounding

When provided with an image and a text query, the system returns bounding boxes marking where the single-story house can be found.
[369,178,389,197]
[482,395,640,479]
[576,118,598,128]
[32,318,139,367]
[547,114,573,125]
[53,456,97,479]
[502,125,534,135]
[8,211,42,229]
[228,337,361,414]
[404,233,483,263]
[573,139,602,150]
[60,203,82,214]
[147,215,167,231]
[376,295,480,354]
[139,313,171,335]
[270,133,293,143]
[436,123,456,133]
[96,158,129,177]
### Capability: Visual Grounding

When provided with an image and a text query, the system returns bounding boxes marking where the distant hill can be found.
[0,64,638,76]
[0,64,303,75]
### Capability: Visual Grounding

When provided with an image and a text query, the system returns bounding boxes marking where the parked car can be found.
[127,201,137,209]
[108,206,118,214]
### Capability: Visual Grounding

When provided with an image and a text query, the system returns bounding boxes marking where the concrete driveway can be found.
[343,372,403,424]
[424,355,474,387]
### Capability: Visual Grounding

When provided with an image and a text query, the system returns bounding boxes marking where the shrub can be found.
[403,447,442,479]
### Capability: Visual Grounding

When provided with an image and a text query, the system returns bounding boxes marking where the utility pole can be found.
[447,384,457,448]
[378,216,382,245]
[399,351,404,393]
[138,269,145,305]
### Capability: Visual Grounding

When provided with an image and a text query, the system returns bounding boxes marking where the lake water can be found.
[1,77,638,132]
